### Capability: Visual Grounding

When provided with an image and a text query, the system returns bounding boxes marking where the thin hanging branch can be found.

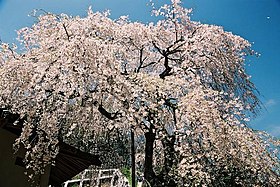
[62,23,71,41]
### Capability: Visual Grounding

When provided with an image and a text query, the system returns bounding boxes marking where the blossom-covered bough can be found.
[0,0,279,186]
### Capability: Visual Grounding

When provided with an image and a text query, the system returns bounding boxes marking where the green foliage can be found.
[121,167,132,185]
[120,166,137,187]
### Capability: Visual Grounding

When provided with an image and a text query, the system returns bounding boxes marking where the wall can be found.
[0,128,50,187]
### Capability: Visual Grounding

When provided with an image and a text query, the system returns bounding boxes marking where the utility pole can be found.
[131,127,136,187]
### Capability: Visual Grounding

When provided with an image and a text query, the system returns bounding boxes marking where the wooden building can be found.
[0,109,101,187]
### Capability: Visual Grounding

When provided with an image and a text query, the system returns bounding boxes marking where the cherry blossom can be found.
[0,1,279,186]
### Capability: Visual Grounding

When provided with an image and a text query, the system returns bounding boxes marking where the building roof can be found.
[0,108,102,187]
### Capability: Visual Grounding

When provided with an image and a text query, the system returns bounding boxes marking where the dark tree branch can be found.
[93,101,120,120]
[62,23,70,41]
[152,39,185,79]
[152,42,163,55]
[136,48,144,73]
[141,61,156,68]
[166,37,185,53]
[159,57,172,79]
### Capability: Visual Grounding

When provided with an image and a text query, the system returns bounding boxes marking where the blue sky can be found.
[0,0,279,137]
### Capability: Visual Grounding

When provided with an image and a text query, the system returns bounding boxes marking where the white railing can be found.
[63,169,129,187]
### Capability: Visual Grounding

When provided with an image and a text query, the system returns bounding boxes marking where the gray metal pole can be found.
[131,129,136,187]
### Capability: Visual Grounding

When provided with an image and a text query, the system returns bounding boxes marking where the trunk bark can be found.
[159,134,177,186]
[162,135,176,174]
[144,130,156,186]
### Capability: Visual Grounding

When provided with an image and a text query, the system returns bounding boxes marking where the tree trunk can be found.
[159,134,177,186]
[144,130,156,186]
